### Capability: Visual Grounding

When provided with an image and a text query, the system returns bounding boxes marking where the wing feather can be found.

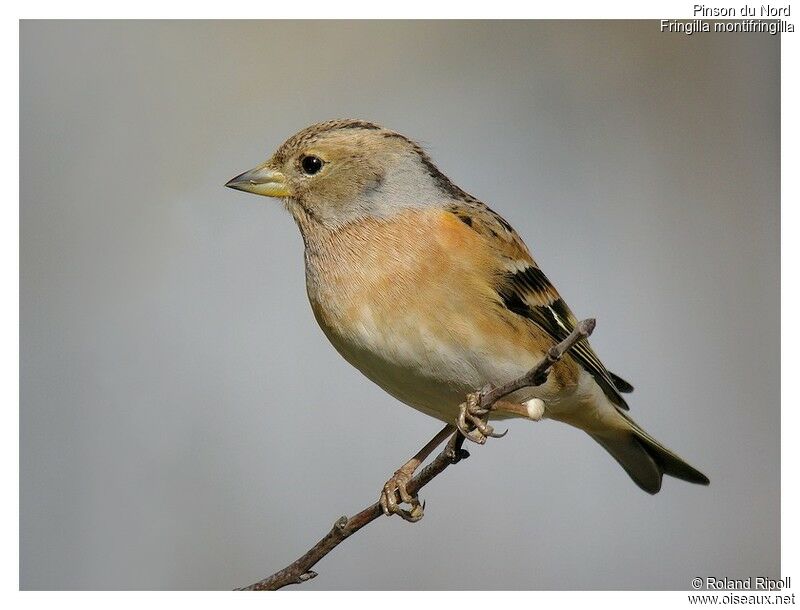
[445,203,631,410]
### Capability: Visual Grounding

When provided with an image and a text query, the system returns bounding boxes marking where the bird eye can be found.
[300,155,323,175]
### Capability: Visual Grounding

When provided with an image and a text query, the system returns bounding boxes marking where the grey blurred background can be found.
[20,21,779,590]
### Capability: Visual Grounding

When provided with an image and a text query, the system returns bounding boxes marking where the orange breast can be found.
[302,207,581,418]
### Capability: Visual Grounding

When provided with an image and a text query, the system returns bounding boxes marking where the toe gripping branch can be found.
[456,386,509,444]
[456,318,596,445]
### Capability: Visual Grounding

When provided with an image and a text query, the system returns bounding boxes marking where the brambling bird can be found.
[226,119,709,520]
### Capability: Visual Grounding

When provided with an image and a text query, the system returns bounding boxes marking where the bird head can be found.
[225,119,467,228]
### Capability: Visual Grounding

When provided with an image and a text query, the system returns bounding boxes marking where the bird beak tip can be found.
[224,170,253,191]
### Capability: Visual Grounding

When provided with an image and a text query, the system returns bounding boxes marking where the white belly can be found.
[312,298,566,423]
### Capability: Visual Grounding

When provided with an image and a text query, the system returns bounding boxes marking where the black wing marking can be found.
[496,265,629,410]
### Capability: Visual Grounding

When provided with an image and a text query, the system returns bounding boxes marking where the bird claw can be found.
[380,469,424,523]
[456,391,508,444]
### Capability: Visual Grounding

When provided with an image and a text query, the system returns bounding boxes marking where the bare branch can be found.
[237,318,596,590]
[481,318,596,407]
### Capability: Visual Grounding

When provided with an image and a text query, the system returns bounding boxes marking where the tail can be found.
[589,417,710,494]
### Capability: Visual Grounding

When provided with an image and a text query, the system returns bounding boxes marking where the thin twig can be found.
[481,318,596,407]
[237,318,596,590]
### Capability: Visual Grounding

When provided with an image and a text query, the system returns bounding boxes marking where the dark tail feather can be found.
[608,371,634,393]
[589,426,710,494]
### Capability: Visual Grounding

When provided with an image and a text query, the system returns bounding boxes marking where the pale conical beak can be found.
[224,165,291,197]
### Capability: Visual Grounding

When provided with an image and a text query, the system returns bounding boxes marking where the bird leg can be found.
[380,424,456,522]
[457,386,508,444]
